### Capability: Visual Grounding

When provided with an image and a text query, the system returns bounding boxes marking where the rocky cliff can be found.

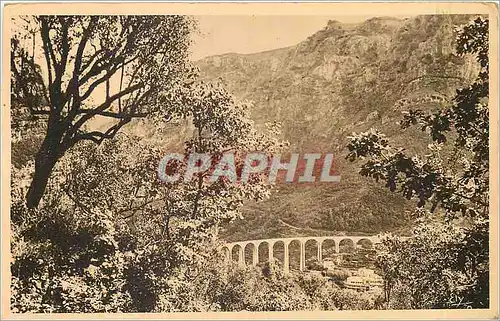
[195,15,481,242]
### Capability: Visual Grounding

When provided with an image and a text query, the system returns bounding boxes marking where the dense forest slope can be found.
[195,15,480,241]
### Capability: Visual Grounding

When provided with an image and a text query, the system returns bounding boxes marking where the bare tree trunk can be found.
[26,132,63,209]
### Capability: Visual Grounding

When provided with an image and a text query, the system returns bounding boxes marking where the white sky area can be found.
[189,15,385,60]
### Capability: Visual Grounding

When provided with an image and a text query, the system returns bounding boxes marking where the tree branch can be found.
[78,109,147,119]
[74,116,132,145]
[80,64,120,101]
[71,82,143,132]
[39,19,54,104]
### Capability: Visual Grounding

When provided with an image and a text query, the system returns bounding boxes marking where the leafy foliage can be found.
[10,163,132,312]
[10,72,286,312]
[156,258,381,312]
[348,17,488,218]
[11,15,291,312]
[347,17,489,309]
[10,14,491,313]
[377,219,488,309]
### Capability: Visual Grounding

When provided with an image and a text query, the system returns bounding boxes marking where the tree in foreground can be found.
[11,15,194,208]
[346,17,489,309]
[10,74,287,312]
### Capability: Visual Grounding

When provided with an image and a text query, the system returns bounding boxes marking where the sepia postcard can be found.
[1,1,499,320]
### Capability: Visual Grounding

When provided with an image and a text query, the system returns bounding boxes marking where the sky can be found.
[189,15,382,60]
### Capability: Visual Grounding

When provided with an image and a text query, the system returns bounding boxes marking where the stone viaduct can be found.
[221,235,382,273]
